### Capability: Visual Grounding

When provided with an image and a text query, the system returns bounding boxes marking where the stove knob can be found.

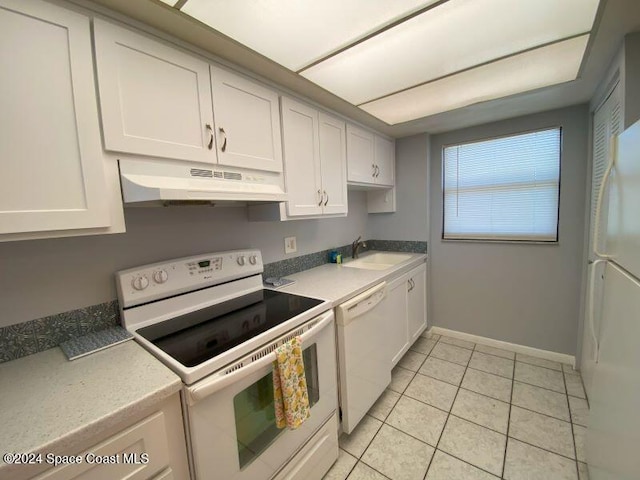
[153,269,169,284]
[131,275,149,291]
[237,255,246,266]
[249,255,258,265]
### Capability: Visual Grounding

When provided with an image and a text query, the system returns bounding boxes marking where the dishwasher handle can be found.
[336,282,387,327]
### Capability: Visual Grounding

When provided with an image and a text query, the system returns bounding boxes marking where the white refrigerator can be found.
[586,119,640,479]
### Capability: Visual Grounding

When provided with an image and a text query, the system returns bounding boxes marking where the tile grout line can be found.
[351,335,436,478]
[413,355,576,423]
[503,436,581,463]
[562,369,581,480]
[340,336,586,480]
[421,338,476,479]
[501,351,517,478]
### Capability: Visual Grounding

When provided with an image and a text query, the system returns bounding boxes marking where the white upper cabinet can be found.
[93,19,215,164]
[210,65,283,172]
[281,98,323,216]
[0,0,116,237]
[346,124,395,187]
[318,113,348,215]
[346,124,376,184]
[279,97,347,218]
[374,135,395,187]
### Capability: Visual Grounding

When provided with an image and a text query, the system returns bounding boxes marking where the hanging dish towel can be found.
[272,336,310,429]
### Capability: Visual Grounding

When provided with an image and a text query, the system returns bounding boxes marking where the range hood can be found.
[119,158,288,206]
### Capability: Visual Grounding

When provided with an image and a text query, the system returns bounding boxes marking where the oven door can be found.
[183,310,337,480]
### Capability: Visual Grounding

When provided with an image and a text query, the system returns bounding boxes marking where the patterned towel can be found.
[272,336,311,429]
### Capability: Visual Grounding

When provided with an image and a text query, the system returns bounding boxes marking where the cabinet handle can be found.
[219,127,227,152]
[323,191,329,206]
[206,124,214,150]
[372,164,376,177]
[318,190,323,206]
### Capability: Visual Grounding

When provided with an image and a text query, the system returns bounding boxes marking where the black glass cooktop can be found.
[137,290,323,368]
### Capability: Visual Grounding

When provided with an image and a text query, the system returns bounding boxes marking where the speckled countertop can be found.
[277,250,427,305]
[0,340,181,477]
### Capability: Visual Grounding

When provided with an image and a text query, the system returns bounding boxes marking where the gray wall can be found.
[429,105,589,355]
[624,32,640,128]
[367,134,430,242]
[0,192,368,328]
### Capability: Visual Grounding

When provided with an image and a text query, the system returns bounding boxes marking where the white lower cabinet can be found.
[384,262,428,366]
[32,395,189,480]
[407,264,427,343]
[0,0,123,241]
[385,275,411,366]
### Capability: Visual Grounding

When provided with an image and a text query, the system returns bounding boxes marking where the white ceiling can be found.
[180,0,437,71]
[89,0,640,137]
[175,0,598,124]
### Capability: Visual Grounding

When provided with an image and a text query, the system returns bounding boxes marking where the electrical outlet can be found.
[284,236,297,254]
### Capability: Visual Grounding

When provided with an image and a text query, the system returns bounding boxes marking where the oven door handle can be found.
[185,311,334,406]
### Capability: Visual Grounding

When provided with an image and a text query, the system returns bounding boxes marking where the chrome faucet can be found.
[352,236,367,259]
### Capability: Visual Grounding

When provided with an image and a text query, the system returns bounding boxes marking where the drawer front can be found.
[273,413,338,480]
[35,411,170,480]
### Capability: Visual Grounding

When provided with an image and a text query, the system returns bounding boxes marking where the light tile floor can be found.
[324,333,590,480]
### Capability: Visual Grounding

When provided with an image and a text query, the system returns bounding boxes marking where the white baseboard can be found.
[427,326,575,368]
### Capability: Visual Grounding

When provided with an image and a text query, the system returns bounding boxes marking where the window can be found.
[443,127,561,242]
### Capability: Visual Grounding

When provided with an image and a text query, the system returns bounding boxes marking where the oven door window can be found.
[233,344,320,469]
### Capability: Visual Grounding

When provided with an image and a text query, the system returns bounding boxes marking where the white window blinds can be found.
[443,128,561,241]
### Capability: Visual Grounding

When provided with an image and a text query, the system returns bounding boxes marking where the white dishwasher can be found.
[336,282,390,434]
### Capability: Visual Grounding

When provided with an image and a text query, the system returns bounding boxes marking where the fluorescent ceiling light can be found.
[301,0,599,105]
[180,0,438,71]
[360,35,589,125]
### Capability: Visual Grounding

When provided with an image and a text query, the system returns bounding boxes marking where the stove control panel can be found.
[116,250,263,308]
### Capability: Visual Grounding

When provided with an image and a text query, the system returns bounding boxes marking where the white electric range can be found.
[116,250,339,480]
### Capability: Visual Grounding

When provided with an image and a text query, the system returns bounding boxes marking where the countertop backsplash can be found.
[0,240,426,363]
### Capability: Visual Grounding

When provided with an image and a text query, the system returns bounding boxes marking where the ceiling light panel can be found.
[301,0,599,105]
[360,35,589,125]
[180,0,439,71]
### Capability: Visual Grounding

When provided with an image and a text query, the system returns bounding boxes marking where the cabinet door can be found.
[0,0,110,234]
[374,135,395,186]
[211,65,283,172]
[35,411,171,480]
[281,97,322,216]
[93,19,215,164]
[319,113,348,215]
[385,275,410,367]
[346,124,375,184]
[407,264,427,342]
